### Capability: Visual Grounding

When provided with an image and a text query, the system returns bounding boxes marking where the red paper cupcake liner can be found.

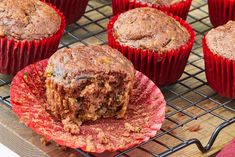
[203,37,235,99]
[42,0,88,25]
[10,59,166,153]
[107,12,195,86]
[208,0,235,27]
[0,3,65,75]
[217,138,235,157]
[112,0,192,20]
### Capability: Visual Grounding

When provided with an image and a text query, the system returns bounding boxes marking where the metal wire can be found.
[0,0,234,157]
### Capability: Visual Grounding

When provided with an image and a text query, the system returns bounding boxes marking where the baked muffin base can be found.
[0,3,65,75]
[108,12,195,86]
[203,37,235,98]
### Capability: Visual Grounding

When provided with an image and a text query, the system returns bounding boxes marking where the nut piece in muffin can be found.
[206,20,235,60]
[0,0,61,40]
[113,7,190,52]
[45,46,135,134]
[137,0,184,6]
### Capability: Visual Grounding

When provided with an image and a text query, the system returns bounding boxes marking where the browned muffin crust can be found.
[113,7,190,52]
[45,46,135,134]
[137,0,184,6]
[206,21,235,60]
[0,0,61,40]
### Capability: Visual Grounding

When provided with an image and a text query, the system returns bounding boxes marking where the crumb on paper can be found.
[40,137,51,146]
[125,123,141,133]
[97,131,109,144]
[62,118,81,134]
[85,136,94,152]
[122,132,130,137]
[188,123,201,132]
[86,145,92,152]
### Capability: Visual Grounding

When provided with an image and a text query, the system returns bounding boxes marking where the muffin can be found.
[0,0,65,75]
[108,7,195,86]
[45,46,135,134]
[10,57,166,152]
[112,0,192,20]
[203,21,235,98]
[208,0,235,27]
[42,0,88,25]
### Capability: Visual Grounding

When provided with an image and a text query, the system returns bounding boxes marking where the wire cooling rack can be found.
[0,0,235,157]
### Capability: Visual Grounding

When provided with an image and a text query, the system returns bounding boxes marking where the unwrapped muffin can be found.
[0,0,65,75]
[108,7,195,86]
[112,0,192,20]
[42,0,88,25]
[203,21,235,98]
[208,0,235,27]
[45,46,135,134]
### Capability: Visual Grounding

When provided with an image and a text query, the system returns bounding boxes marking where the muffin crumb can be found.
[57,144,68,151]
[188,123,201,132]
[125,123,142,133]
[40,137,51,146]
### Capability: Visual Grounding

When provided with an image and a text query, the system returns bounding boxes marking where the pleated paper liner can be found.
[217,138,235,157]
[203,37,235,99]
[208,0,235,27]
[0,3,65,75]
[107,12,195,87]
[42,0,88,25]
[112,0,192,20]
[10,59,166,153]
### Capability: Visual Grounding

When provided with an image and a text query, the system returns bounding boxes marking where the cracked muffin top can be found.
[137,0,184,6]
[46,45,135,86]
[0,0,61,40]
[206,21,235,60]
[113,7,190,52]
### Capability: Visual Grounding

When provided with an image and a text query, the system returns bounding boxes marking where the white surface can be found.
[0,143,20,157]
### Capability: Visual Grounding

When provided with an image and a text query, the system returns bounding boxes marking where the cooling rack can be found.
[0,0,235,157]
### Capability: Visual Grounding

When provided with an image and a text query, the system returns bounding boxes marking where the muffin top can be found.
[46,45,135,85]
[113,7,190,52]
[0,0,61,40]
[137,0,184,6]
[206,21,235,60]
